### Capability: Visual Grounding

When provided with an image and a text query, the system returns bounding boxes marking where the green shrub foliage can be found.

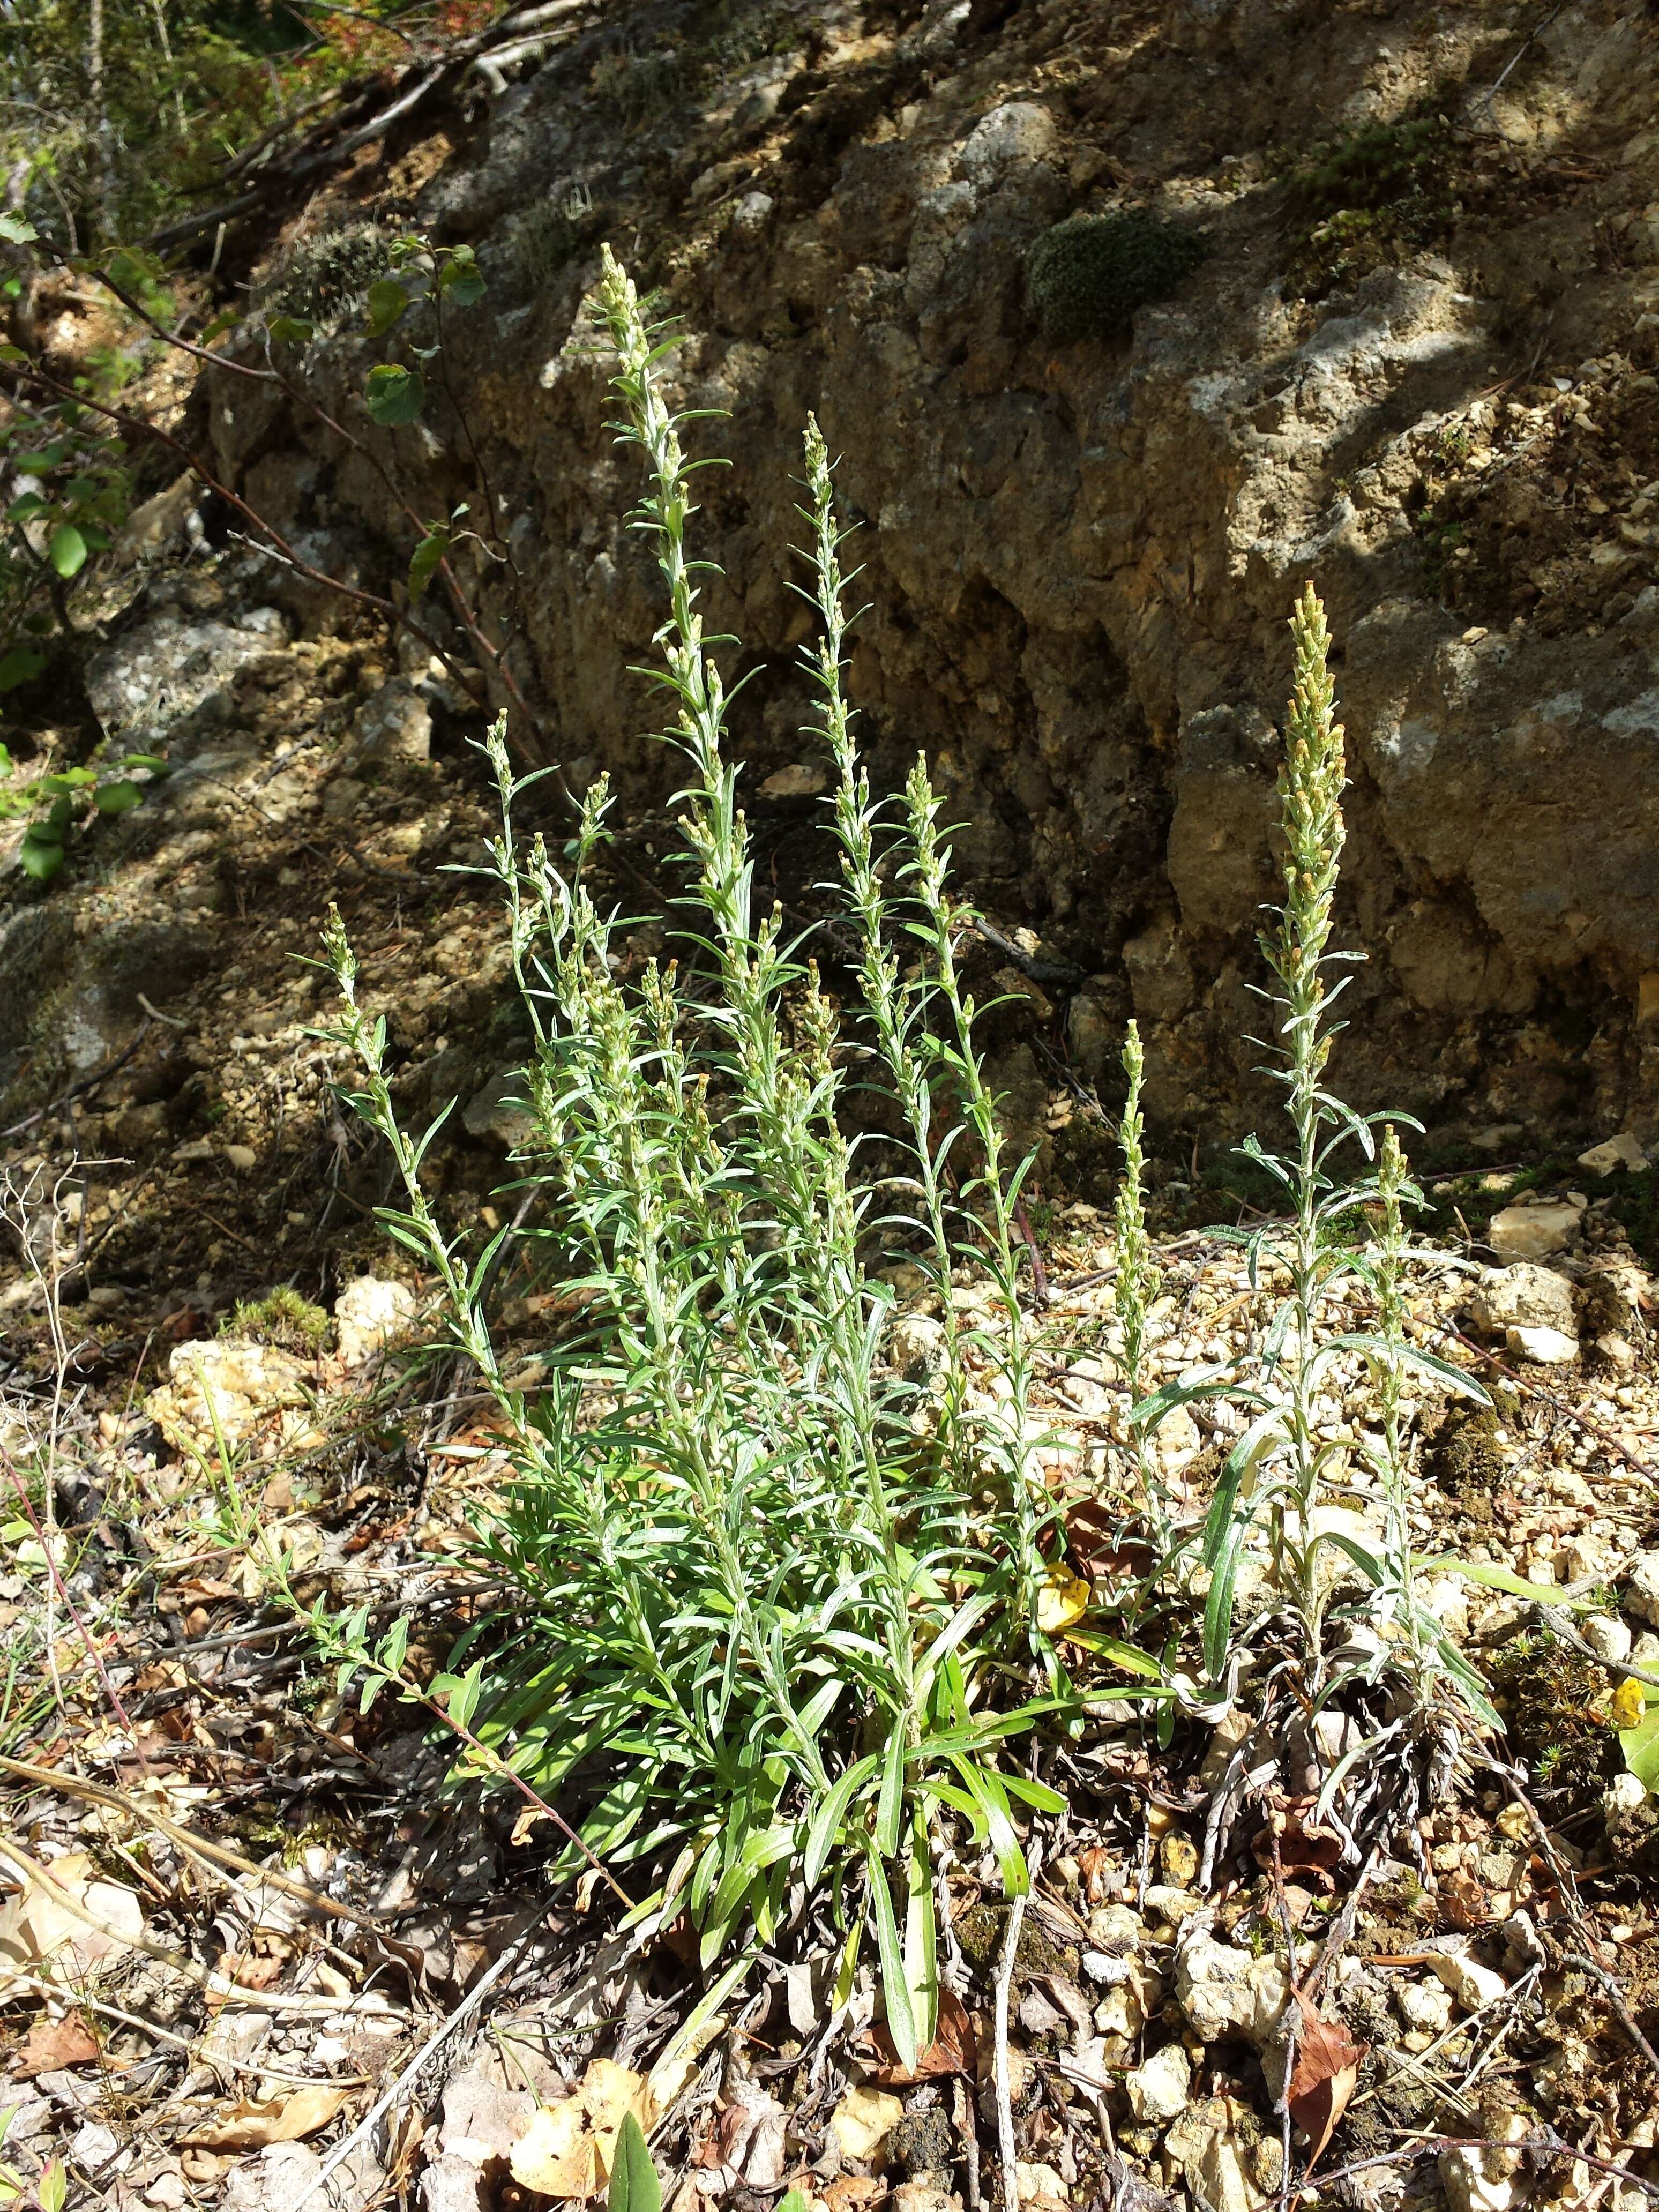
[1026,211,1205,343]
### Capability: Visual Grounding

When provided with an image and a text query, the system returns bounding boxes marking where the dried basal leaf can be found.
[0,1853,144,1994]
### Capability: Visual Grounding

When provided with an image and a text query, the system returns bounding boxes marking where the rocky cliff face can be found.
[54,0,1659,1162]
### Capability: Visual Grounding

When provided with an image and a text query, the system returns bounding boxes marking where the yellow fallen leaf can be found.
[183,2086,348,2150]
[1610,1677,1647,1730]
[510,2099,600,2198]
[1036,1563,1089,1635]
[830,2086,903,2166]
[509,2058,655,2199]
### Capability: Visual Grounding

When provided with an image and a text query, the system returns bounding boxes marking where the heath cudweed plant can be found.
[323,248,1163,2064]
[1142,587,1505,1840]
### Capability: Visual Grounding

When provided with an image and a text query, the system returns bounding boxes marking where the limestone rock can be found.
[1395,1979,1454,2035]
[1438,2115,1527,2212]
[1505,1324,1579,1365]
[1173,1919,1287,2046]
[1125,2041,1190,2124]
[148,1338,310,1446]
[462,1067,536,1150]
[335,1276,418,1367]
[1487,1201,1582,1264]
[1578,1132,1648,1174]
[956,102,1057,187]
[731,191,775,236]
[1468,1262,1576,1337]
[889,1312,947,1382]
[352,678,431,766]
[1162,2097,1271,2212]
[1583,1613,1633,1663]
[1425,1948,1508,2013]
[1624,1552,1659,1626]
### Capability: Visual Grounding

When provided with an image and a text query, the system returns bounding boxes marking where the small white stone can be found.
[1469,1261,1576,1336]
[1395,1978,1454,2034]
[1125,2040,1191,2124]
[731,190,775,235]
[1426,1948,1509,2013]
[1144,1883,1207,1924]
[1604,1772,1648,1831]
[1584,1613,1634,1663]
[889,1311,947,1381]
[1505,1324,1579,1365]
[1439,2138,1519,2212]
[1625,1553,1659,1627]
[223,1143,257,1172]
[957,101,1058,186]
[335,1276,417,1367]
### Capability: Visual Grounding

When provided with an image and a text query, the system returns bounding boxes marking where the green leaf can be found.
[608,2113,659,2212]
[1320,1333,1490,1406]
[1056,1630,1164,1680]
[997,1771,1067,1816]
[19,832,64,882]
[1620,1699,1659,1793]
[875,1721,906,1859]
[93,778,143,814]
[1415,1556,1592,1608]
[0,213,37,243]
[0,647,46,691]
[0,342,26,364]
[867,1846,917,2074]
[803,1753,877,1890]
[366,278,410,337]
[267,315,315,347]
[408,525,449,602]
[440,252,486,307]
[902,1813,938,2059]
[48,523,87,578]
[365,363,424,427]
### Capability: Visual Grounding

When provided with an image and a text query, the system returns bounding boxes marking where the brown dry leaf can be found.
[1251,1797,1343,1895]
[1286,1989,1366,2172]
[509,2058,654,2199]
[870,1989,980,2084]
[183,2085,349,2150]
[13,2012,99,2075]
[821,2180,885,2212]
[1439,1869,1491,1932]
[1077,1848,1114,1905]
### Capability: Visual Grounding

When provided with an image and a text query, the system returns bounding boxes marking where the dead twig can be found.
[993,1892,1027,2212]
